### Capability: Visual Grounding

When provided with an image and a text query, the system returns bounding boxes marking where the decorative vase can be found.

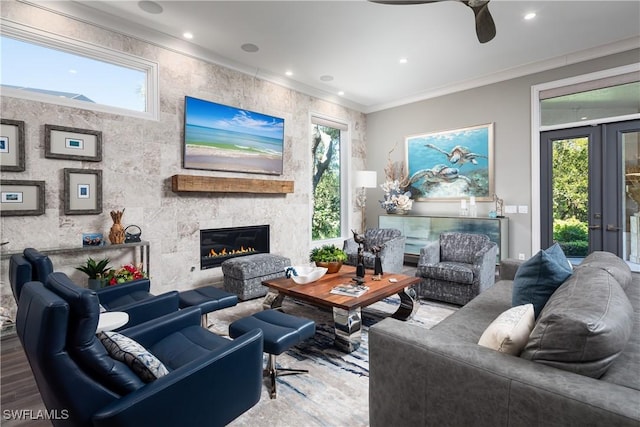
[87,278,102,290]
[316,261,343,274]
[109,210,126,244]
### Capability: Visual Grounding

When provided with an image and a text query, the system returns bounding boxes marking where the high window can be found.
[0,22,158,120]
[311,115,350,242]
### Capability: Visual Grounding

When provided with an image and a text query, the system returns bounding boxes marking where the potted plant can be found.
[310,244,348,274]
[76,257,111,290]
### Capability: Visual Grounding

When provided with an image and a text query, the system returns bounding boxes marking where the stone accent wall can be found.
[0,1,366,318]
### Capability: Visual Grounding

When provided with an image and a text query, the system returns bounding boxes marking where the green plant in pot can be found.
[76,257,111,290]
[310,244,347,274]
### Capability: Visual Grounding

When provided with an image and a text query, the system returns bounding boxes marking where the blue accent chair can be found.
[16,272,264,427]
[10,248,180,328]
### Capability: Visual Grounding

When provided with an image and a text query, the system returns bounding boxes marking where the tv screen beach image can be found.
[184,96,284,175]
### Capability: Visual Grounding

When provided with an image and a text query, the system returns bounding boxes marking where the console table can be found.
[379,215,508,264]
[0,241,150,274]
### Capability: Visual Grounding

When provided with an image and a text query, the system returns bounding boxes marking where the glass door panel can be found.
[551,137,589,258]
[542,120,640,264]
[623,129,640,266]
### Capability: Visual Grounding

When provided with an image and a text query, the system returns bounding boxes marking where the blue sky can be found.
[185,96,284,139]
[1,36,146,112]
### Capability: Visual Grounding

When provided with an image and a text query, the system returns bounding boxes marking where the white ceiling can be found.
[32,1,640,113]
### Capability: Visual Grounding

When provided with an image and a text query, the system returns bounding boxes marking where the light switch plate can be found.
[518,205,528,214]
[505,205,517,214]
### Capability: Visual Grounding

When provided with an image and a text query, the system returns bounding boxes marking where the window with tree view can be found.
[312,122,342,241]
[552,137,589,256]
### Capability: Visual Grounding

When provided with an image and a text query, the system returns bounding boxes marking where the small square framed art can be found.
[0,119,26,172]
[64,168,102,215]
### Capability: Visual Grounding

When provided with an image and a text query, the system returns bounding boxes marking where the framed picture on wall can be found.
[0,119,26,172]
[405,123,494,201]
[64,168,102,215]
[45,125,102,162]
[0,180,45,216]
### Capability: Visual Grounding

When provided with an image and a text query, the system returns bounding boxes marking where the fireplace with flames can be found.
[200,225,270,269]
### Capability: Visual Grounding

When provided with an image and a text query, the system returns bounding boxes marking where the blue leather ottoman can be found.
[229,309,315,398]
[178,286,238,327]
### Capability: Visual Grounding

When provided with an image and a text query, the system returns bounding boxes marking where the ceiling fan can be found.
[369,0,496,44]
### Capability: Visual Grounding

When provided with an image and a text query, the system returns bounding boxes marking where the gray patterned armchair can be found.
[416,232,497,305]
[343,228,406,274]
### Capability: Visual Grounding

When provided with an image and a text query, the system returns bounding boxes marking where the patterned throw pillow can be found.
[478,304,535,355]
[97,331,169,382]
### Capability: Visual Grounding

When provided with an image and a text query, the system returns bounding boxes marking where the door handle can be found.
[606,224,621,231]
[588,225,601,230]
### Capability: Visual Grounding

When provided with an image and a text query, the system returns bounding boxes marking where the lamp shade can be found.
[354,170,377,188]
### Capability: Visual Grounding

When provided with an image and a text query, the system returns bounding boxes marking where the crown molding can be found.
[16,2,640,115]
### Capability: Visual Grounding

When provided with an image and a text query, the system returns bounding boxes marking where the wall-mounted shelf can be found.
[171,174,294,194]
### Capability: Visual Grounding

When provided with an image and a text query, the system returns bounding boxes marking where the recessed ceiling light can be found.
[138,1,163,14]
[285,70,293,77]
[183,32,194,40]
[320,75,334,82]
[241,43,260,53]
[338,91,345,96]
[581,116,588,120]
[524,12,536,20]
[68,69,77,74]
[399,58,408,64]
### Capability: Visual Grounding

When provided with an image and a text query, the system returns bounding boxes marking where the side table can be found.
[96,311,129,333]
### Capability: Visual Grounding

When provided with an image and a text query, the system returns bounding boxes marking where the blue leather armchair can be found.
[10,248,180,328]
[16,272,264,427]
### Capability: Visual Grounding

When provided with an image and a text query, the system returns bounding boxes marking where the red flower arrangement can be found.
[107,263,147,286]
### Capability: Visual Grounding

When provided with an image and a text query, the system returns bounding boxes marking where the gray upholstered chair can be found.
[415,232,497,305]
[343,228,406,274]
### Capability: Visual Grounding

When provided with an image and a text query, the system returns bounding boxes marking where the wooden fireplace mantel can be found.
[171,174,294,194]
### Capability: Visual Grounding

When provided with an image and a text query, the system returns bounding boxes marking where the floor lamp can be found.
[355,170,377,234]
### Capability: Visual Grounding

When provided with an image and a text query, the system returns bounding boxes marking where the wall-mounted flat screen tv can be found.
[183,96,285,175]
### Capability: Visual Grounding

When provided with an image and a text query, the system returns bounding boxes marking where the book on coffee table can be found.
[330,283,369,297]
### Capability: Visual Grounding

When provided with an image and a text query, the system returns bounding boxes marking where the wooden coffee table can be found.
[262,265,420,352]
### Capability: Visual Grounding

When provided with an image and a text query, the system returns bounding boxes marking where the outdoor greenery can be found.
[309,244,347,263]
[553,217,589,256]
[312,124,341,240]
[552,138,589,256]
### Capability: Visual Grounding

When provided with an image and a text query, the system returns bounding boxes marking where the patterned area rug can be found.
[207,295,457,427]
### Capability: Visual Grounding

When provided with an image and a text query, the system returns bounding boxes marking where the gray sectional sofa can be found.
[369,252,640,426]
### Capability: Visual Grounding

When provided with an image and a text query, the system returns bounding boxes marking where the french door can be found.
[541,120,640,262]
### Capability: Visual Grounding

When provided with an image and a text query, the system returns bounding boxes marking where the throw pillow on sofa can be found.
[512,243,573,318]
[478,303,534,355]
[98,331,170,383]
[520,266,634,378]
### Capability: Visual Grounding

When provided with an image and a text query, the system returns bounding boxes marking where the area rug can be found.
[207,295,457,427]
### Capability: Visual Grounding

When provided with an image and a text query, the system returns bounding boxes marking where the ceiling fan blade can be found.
[369,0,496,43]
[462,1,496,43]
